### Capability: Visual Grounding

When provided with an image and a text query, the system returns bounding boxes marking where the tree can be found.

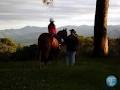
[42,0,53,6]
[94,0,109,56]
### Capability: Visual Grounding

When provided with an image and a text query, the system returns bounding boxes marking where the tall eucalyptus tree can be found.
[94,0,109,56]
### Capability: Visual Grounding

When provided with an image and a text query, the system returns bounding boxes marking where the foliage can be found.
[77,36,120,57]
[109,39,120,56]
[0,37,120,61]
[0,38,17,53]
[13,44,38,61]
[0,38,17,60]
[77,36,93,57]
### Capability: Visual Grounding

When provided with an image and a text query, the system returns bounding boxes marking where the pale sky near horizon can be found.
[0,0,120,30]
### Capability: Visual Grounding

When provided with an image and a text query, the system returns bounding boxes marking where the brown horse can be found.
[38,29,67,64]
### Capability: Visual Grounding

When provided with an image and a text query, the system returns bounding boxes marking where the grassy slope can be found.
[0,57,120,90]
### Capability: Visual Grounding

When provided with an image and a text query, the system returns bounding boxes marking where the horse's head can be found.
[57,28,67,40]
[56,29,67,45]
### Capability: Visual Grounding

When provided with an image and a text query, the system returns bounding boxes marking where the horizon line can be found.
[0,24,120,30]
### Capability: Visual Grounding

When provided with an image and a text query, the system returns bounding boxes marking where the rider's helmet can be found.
[49,18,54,22]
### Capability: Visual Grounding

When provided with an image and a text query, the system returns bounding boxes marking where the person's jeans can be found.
[66,51,76,66]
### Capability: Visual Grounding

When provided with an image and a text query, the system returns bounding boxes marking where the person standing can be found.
[66,29,79,66]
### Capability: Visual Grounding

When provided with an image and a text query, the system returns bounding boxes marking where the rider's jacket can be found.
[48,22,57,34]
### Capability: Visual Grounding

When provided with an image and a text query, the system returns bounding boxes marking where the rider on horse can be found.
[48,18,59,48]
[48,18,57,35]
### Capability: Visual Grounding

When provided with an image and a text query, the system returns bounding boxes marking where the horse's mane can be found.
[57,29,67,39]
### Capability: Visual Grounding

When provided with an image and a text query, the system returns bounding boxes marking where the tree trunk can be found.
[94,0,109,56]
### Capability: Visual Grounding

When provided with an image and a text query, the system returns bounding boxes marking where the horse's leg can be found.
[55,48,60,61]
[49,48,59,62]
[41,46,50,65]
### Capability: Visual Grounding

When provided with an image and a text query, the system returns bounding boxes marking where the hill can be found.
[0,25,120,45]
[0,26,47,45]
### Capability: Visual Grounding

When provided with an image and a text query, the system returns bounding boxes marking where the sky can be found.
[0,0,120,30]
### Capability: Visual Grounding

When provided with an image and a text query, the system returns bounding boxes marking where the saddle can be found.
[51,37,59,48]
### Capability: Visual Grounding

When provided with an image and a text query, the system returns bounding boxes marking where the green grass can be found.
[0,57,120,90]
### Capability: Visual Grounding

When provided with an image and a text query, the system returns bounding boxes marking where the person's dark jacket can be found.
[66,34,79,51]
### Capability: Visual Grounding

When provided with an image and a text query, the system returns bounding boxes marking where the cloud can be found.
[0,0,120,29]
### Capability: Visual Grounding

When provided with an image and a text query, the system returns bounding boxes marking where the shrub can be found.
[13,44,38,61]
[77,36,93,57]
[0,38,17,61]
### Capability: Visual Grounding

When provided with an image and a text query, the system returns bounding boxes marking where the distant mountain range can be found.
[0,25,120,45]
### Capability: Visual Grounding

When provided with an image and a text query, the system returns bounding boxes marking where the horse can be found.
[38,29,67,64]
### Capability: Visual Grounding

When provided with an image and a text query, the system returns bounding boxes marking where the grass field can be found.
[0,57,120,90]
